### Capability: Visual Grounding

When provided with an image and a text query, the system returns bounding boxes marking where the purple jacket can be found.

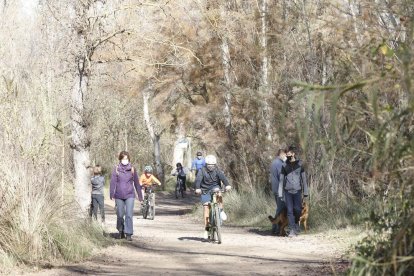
[110,163,143,200]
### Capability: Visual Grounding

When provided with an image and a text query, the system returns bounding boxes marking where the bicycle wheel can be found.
[209,207,215,242]
[181,182,185,198]
[142,197,149,219]
[149,193,155,220]
[214,206,222,244]
[175,181,179,199]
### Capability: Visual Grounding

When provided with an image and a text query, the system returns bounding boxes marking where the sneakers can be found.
[220,210,227,221]
[126,234,132,241]
[288,231,297,238]
[294,223,301,234]
[203,230,209,239]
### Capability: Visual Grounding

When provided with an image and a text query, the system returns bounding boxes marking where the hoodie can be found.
[278,159,309,197]
[110,163,143,200]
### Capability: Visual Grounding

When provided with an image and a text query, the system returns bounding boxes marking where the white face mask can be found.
[281,156,287,162]
[121,159,129,166]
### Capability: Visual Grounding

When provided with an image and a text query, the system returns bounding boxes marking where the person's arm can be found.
[301,167,309,197]
[133,169,143,201]
[152,175,162,186]
[109,168,117,200]
[270,160,279,195]
[278,166,285,198]
[218,171,230,188]
[191,159,196,170]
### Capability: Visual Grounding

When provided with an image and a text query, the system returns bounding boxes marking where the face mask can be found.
[286,156,293,162]
[121,159,129,166]
[281,156,287,162]
[197,156,202,160]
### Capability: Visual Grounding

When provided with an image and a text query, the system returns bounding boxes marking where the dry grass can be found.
[0,157,111,271]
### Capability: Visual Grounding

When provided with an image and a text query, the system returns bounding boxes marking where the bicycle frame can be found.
[142,185,156,220]
[207,188,224,244]
[175,178,185,198]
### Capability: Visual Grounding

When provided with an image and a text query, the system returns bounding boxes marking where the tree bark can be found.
[259,0,272,142]
[220,4,233,140]
[143,85,165,186]
[71,57,91,214]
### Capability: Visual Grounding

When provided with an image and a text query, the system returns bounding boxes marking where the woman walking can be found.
[110,151,143,241]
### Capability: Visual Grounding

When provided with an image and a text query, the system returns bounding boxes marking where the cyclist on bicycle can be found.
[191,151,206,177]
[172,162,188,192]
[140,165,162,195]
[194,155,231,239]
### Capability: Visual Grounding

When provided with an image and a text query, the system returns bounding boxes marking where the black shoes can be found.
[117,231,125,239]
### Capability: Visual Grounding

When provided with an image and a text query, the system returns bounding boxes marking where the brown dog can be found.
[268,209,289,236]
[269,201,309,236]
[299,201,309,233]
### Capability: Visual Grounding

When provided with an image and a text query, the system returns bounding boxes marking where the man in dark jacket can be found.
[278,146,309,237]
[270,148,287,235]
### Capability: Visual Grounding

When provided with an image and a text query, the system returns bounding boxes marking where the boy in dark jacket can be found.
[90,165,105,224]
[278,146,309,237]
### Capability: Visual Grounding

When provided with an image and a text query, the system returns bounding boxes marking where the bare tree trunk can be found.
[219,3,233,140]
[71,57,91,214]
[143,86,165,186]
[259,0,272,142]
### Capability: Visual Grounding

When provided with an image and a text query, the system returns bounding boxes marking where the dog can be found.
[268,200,309,236]
[298,200,309,232]
[268,209,289,236]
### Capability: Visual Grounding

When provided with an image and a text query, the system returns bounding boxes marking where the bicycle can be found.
[175,177,185,199]
[206,188,225,244]
[142,185,156,220]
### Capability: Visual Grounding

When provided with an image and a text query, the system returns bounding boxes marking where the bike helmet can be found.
[205,155,217,165]
[196,151,202,156]
[144,165,153,173]
[176,162,182,168]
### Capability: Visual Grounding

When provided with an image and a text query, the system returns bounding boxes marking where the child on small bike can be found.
[140,165,162,195]
[172,162,188,192]
[194,155,231,239]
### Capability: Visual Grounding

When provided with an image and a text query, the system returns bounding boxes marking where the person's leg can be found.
[292,193,302,234]
[203,205,210,228]
[272,193,283,234]
[182,176,187,191]
[124,197,135,236]
[201,192,211,239]
[115,199,125,235]
[97,195,105,222]
[91,195,99,220]
[285,192,296,236]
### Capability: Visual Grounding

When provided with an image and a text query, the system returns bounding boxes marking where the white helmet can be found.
[205,155,217,165]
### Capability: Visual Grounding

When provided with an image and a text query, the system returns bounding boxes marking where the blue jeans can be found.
[284,191,302,231]
[272,193,286,233]
[115,198,135,235]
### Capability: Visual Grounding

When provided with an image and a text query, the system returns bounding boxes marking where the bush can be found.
[192,189,275,228]
[0,157,112,270]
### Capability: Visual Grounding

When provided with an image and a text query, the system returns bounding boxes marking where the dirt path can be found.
[28,193,346,275]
